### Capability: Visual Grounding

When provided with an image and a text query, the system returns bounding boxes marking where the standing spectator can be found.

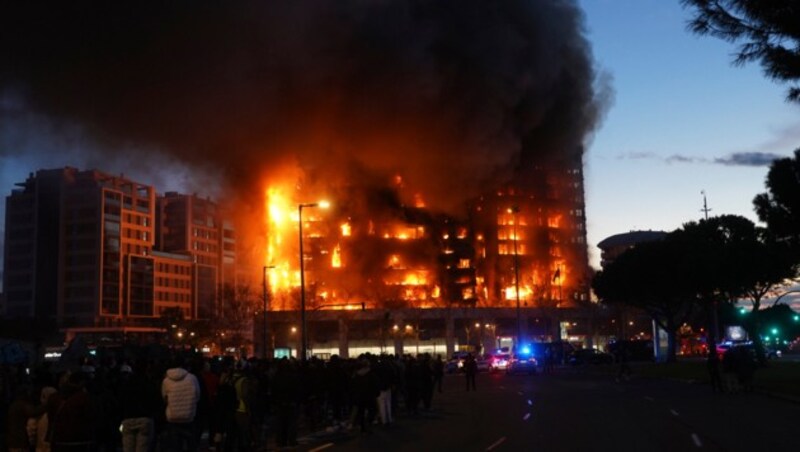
[6,385,43,452]
[375,357,394,425]
[419,355,434,410]
[615,344,632,382]
[48,371,97,452]
[325,356,348,424]
[707,353,723,394]
[119,363,161,452]
[34,386,57,452]
[272,359,299,448]
[464,354,477,391]
[432,355,444,393]
[200,361,222,450]
[350,359,378,434]
[404,357,421,415]
[231,362,258,452]
[161,358,201,451]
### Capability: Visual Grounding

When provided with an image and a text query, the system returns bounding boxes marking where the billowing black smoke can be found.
[0,0,606,211]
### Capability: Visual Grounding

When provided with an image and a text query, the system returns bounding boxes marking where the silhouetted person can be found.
[615,344,631,382]
[707,353,723,394]
[351,359,379,434]
[419,355,434,410]
[272,359,299,448]
[464,354,477,391]
[119,363,161,452]
[432,355,444,393]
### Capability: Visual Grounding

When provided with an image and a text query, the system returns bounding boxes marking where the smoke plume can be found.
[0,0,606,212]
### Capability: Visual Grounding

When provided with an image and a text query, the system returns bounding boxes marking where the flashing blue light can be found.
[739,308,747,315]
[794,315,799,322]
[520,346,531,355]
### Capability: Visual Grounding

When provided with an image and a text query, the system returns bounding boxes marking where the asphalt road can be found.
[299,367,800,452]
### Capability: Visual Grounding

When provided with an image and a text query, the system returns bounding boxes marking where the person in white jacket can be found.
[161,359,201,451]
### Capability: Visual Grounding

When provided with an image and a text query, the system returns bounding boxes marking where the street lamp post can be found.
[262,265,274,359]
[298,201,329,362]
[510,205,522,351]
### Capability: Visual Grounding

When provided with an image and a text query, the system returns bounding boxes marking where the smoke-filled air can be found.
[0,0,608,273]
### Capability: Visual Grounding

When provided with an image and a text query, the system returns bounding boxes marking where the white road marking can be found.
[517,391,523,396]
[691,433,702,448]
[527,399,533,406]
[500,386,506,390]
[309,443,335,452]
[644,396,654,402]
[523,413,531,421]
[670,409,679,416]
[486,437,507,451]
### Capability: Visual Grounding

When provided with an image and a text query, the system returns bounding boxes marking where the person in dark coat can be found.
[419,355,435,410]
[707,353,723,394]
[464,354,477,391]
[272,359,299,448]
[404,357,421,415]
[432,355,444,393]
[350,359,379,434]
[6,384,44,452]
[119,363,161,452]
[47,372,98,452]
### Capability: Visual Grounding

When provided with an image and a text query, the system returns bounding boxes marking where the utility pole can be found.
[701,190,712,220]
[701,190,719,353]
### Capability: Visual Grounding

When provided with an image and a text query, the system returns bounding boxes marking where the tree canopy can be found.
[683,0,800,101]
[754,148,800,247]
[593,215,797,362]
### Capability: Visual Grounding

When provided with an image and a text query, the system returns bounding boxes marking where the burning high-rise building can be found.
[259,155,592,358]
[1,1,610,355]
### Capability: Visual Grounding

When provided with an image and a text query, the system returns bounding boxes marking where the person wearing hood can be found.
[161,357,200,451]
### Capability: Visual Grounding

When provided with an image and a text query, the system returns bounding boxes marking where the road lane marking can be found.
[486,437,507,451]
[523,413,531,421]
[670,409,679,416]
[691,433,702,448]
[500,386,506,390]
[517,391,523,395]
[644,396,654,402]
[527,399,532,405]
[309,443,335,452]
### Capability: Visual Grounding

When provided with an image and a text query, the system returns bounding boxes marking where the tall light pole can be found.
[509,205,522,351]
[298,200,329,362]
[262,265,274,359]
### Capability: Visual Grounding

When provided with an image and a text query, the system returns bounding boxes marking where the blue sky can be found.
[580,0,800,268]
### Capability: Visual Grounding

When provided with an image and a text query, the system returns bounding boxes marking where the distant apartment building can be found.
[596,230,667,269]
[2,168,236,330]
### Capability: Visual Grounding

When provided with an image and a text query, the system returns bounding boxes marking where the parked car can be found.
[489,353,512,372]
[476,356,491,372]
[446,351,468,373]
[507,356,538,375]
[608,340,654,361]
[719,342,782,360]
[569,348,613,365]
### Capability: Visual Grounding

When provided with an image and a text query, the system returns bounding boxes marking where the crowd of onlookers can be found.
[0,350,448,451]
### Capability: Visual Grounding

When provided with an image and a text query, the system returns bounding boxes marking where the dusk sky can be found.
[1,0,799,271]
[580,0,800,266]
